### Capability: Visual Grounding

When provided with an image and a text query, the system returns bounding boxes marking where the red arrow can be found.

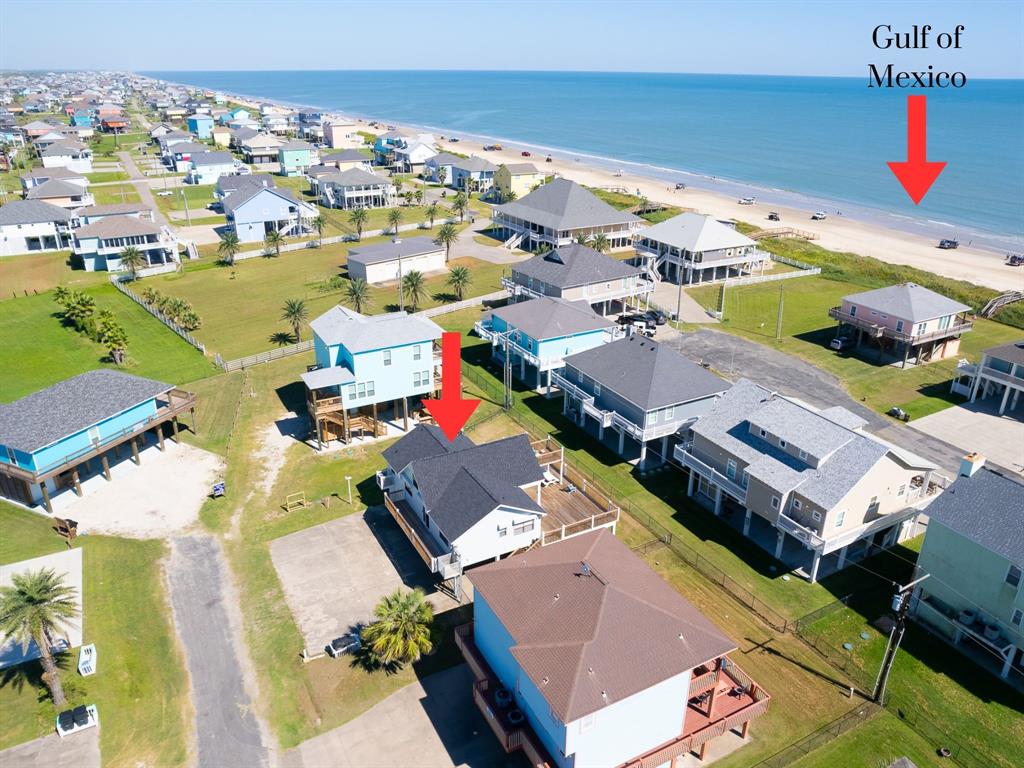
[887,95,946,205]
[423,332,480,441]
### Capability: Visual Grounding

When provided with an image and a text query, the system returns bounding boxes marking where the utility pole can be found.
[397,254,405,312]
[775,283,784,340]
[873,573,929,703]
[718,280,727,318]
[503,331,513,411]
[181,188,191,226]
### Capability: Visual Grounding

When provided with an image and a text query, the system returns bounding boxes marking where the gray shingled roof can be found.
[215,174,275,197]
[39,142,87,157]
[190,151,234,167]
[469,529,736,723]
[279,139,313,151]
[486,296,613,342]
[0,199,73,225]
[512,243,642,289]
[310,306,441,353]
[74,203,149,217]
[25,178,84,200]
[75,216,161,239]
[502,162,539,175]
[323,149,369,163]
[347,236,443,266]
[21,167,83,182]
[319,167,390,188]
[386,427,545,540]
[221,185,305,217]
[0,370,172,454]
[493,178,643,231]
[452,155,497,173]
[924,467,1024,565]
[168,142,208,156]
[564,335,728,411]
[844,283,970,322]
[428,152,463,166]
[984,340,1024,367]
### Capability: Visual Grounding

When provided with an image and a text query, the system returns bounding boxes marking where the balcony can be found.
[383,490,454,575]
[829,307,973,345]
[675,447,748,504]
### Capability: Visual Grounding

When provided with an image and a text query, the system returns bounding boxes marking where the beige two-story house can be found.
[676,379,941,582]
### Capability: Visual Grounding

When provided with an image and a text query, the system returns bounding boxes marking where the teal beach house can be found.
[277,139,317,176]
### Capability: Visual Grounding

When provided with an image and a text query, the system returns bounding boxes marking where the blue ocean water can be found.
[145,70,1024,247]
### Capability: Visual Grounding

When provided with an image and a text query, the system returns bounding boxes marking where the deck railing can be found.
[383,491,438,572]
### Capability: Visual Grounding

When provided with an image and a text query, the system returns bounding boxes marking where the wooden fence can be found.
[109,276,206,353]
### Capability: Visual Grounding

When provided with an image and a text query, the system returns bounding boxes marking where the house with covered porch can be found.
[0,200,75,256]
[554,335,729,468]
[223,185,317,243]
[634,212,770,285]
[0,371,197,513]
[474,296,620,392]
[676,378,941,583]
[458,529,769,768]
[490,178,645,252]
[316,167,396,209]
[951,339,1024,417]
[301,306,444,448]
[72,215,180,272]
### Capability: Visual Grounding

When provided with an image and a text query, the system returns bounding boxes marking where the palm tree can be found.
[387,207,403,235]
[217,231,241,266]
[401,270,426,312]
[425,202,439,229]
[312,214,327,247]
[345,278,371,313]
[264,229,284,257]
[280,298,308,342]
[348,207,368,241]
[504,189,518,203]
[361,588,433,666]
[590,232,610,253]
[574,232,591,246]
[118,246,146,281]
[437,166,447,188]
[0,568,79,707]
[451,191,468,223]
[98,315,129,364]
[447,265,472,301]
[434,223,459,262]
[413,188,423,205]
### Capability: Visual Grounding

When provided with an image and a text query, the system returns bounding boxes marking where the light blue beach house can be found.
[474,295,620,391]
[301,307,443,448]
[459,529,769,768]
[186,113,214,139]
[0,370,197,513]
[222,184,317,243]
[277,139,316,177]
[220,107,250,125]
[186,151,239,185]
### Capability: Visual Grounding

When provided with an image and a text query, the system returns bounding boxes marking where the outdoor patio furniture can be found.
[54,518,78,547]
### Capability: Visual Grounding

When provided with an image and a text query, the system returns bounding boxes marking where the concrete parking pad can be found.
[283,664,517,768]
[270,507,462,656]
[910,400,1024,475]
[0,730,99,768]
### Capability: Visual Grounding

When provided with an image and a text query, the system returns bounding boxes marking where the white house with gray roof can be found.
[912,456,1024,680]
[72,215,179,272]
[954,339,1024,417]
[377,425,546,580]
[635,212,770,285]
[677,378,941,582]
[0,199,75,256]
[186,150,241,185]
[503,242,654,315]
[316,167,396,210]
[828,283,973,368]
[491,178,645,252]
[346,236,446,284]
[554,336,729,468]
[223,185,317,243]
[39,141,93,173]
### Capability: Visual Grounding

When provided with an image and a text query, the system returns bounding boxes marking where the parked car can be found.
[675,182,687,190]
[545,155,553,163]
[617,313,643,326]
[938,238,960,250]
[449,137,460,143]
[325,632,361,658]
[521,150,531,157]
[1006,253,1023,267]
[829,336,851,351]
[768,211,781,221]
[738,197,756,205]
[811,211,828,220]
[644,309,668,326]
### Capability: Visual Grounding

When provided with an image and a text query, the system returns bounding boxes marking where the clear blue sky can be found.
[2,0,1021,77]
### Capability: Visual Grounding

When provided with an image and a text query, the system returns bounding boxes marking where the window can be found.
[726,459,737,480]
[779,439,788,449]
[594,383,601,397]
[413,345,422,361]
[1006,564,1022,589]
[357,383,366,397]
[497,526,508,538]
[798,449,808,461]
[897,484,906,497]
[413,371,422,387]
[666,406,674,420]
[849,306,857,318]
[579,713,596,733]
[366,381,375,396]
[895,319,904,334]
[812,510,822,522]
[836,509,846,527]
[347,385,356,399]
[1012,609,1023,627]
[88,426,101,444]
[793,499,802,510]
[383,350,391,366]
[513,520,535,535]
[771,496,780,510]
[759,428,767,438]
[646,412,657,426]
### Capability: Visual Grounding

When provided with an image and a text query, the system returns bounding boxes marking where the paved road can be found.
[0,731,99,768]
[665,328,968,475]
[166,536,271,768]
[117,151,170,226]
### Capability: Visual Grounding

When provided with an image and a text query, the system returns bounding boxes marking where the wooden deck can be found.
[539,480,619,545]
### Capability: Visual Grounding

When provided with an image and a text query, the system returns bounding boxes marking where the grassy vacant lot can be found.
[0,251,109,297]
[90,132,149,157]
[153,183,217,214]
[92,183,141,205]
[786,710,950,768]
[0,504,190,767]
[85,170,129,183]
[589,186,690,224]
[0,283,215,402]
[688,275,1021,418]
[152,232,498,360]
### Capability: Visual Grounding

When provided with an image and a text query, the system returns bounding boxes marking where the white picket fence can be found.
[416,290,507,318]
[218,340,314,372]
[109,276,206,353]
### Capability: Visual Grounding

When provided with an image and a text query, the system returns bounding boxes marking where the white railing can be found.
[675,448,748,503]
[776,513,826,550]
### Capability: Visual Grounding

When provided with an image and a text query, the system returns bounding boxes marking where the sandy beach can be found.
[220,91,1022,293]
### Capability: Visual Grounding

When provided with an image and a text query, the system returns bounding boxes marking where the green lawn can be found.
[92,184,141,205]
[687,276,1021,417]
[85,171,129,183]
[0,504,190,767]
[153,183,217,214]
[152,231,498,360]
[0,251,109,297]
[0,284,216,402]
[90,132,149,156]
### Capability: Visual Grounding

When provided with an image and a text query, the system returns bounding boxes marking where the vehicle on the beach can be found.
[545,155,553,162]
[325,632,361,658]
[738,197,755,205]
[829,336,851,351]
[811,211,828,220]
[449,137,460,143]
[1006,253,1024,267]
[768,211,781,221]
[483,144,502,151]
[675,182,686,190]
[938,238,960,249]
[521,151,531,157]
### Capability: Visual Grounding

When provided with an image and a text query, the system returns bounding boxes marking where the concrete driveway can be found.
[269,507,461,656]
[0,730,99,768]
[282,664,519,768]
[910,399,1024,475]
[664,328,969,475]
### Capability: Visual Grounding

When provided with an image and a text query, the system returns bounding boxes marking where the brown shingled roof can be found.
[469,529,735,723]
